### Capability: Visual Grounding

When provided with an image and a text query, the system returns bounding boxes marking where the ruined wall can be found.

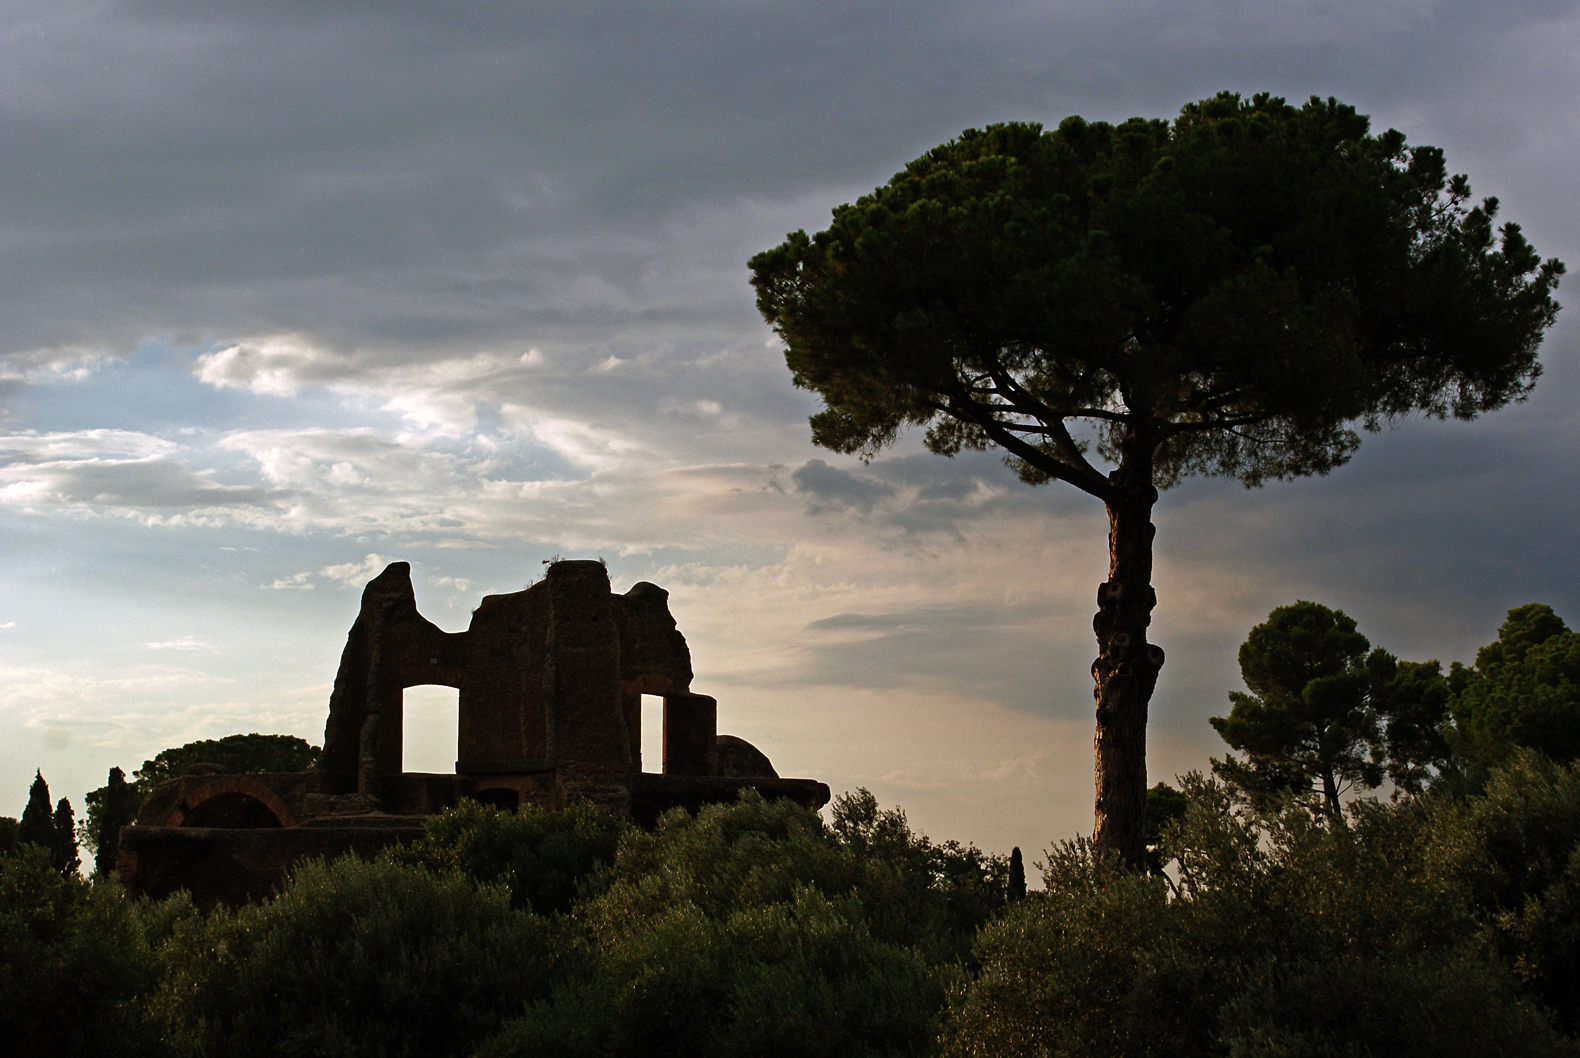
[314,561,467,800]
[119,559,828,910]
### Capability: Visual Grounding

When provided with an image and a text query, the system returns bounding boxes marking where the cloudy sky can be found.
[4,0,1579,860]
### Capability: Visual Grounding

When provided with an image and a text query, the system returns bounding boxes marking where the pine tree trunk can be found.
[1321,768,1341,822]
[1091,444,1163,867]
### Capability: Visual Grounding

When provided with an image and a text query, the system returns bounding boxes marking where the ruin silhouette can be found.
[117,560,828,908]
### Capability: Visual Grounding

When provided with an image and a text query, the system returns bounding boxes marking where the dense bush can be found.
[0,844,163,1056]
[394,797,627,914]
[1413,749,1580,1031]
[5,769,1580,1056]
[941,752,1580,1057]
[482,886,942,1058]
[829,789,1010,963]
[479,793,952,1057]
[150,856,566,1058]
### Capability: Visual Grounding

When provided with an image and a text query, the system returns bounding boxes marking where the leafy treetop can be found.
[1449,603,1580,765]
[751,92,1563,497]
[134,733,321,787]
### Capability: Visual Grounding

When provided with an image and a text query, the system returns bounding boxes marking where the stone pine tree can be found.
[1211,601,1384,820]
[1449,603,1580,765]
[750,92,1562,864]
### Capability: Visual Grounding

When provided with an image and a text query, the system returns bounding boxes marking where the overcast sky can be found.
[4,0,1579,860]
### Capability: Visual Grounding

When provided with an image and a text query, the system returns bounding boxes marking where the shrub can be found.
[477,792,955,1057]
[0,843,162,1056]
[150,855,566,1058]
[942,762,1580,1057]
[394,798,627,914]
[480,887,944,1058]
[1414,749,1580,1032]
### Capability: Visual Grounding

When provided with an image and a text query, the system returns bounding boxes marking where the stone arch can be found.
[171,777,296,829]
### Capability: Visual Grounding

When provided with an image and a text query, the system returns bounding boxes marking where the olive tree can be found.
[750,92,1562,863]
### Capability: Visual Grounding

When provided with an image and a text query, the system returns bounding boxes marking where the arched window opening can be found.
[404,684,459,774]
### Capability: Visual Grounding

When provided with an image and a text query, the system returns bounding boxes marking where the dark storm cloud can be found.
[790,459,894,514]
[4,0,1577,373]
[806,612,913,632]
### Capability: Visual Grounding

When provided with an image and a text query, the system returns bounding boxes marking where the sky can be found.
[3,0,1579,862]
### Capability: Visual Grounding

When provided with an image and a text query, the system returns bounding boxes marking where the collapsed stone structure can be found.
[118,560,827,908]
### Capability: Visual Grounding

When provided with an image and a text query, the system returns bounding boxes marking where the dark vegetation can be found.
[4,600,1580,1056]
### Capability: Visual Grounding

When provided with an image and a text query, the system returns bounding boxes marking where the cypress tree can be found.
[52,797,79,876]
[1008,847,1027,901]
[18,770,54,850]
[89,766,139,878]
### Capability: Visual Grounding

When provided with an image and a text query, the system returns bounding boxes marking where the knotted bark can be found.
[1091,442,1164,866]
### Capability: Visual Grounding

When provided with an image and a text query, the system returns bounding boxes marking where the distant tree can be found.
[1368,652,1454,795]
[18,771,55,851]
[134,732,320,787]
[750,92,1562,863]
[1449,603,1580,765]
[1211,602,1385,819]
[1008,847,1027,901]
[1213,602,1467,812]
[51,798,79,876]
[1143,781,1189,872]
[0,816,18,854]
[81,767,140,878]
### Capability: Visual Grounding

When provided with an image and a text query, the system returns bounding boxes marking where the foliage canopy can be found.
[134,733,320,787]
[751,92,1562,496]
[1450,603,1580,766]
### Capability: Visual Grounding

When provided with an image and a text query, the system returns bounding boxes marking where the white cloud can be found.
[0,456,275,517]
[263,573,315,591]
[320,554,388,587]
[193,337,350,398]
[0,429,178,461]
[145,636,218,653]
[0,347,108,383]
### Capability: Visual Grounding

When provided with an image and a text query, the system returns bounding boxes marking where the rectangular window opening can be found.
[641,694,664,774]
[403,685,460,774]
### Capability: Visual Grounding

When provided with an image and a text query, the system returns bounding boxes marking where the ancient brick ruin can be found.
[118,560,828,908]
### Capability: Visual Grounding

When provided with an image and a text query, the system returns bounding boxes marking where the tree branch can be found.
[1157,413,1274,440]
[979,365,1113,486]
[929,387,1115,501]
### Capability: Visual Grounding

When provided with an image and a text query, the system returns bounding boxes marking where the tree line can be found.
[4,757,1580,1056]
[1,597,1578,1055]
[1203,599,1580,817]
